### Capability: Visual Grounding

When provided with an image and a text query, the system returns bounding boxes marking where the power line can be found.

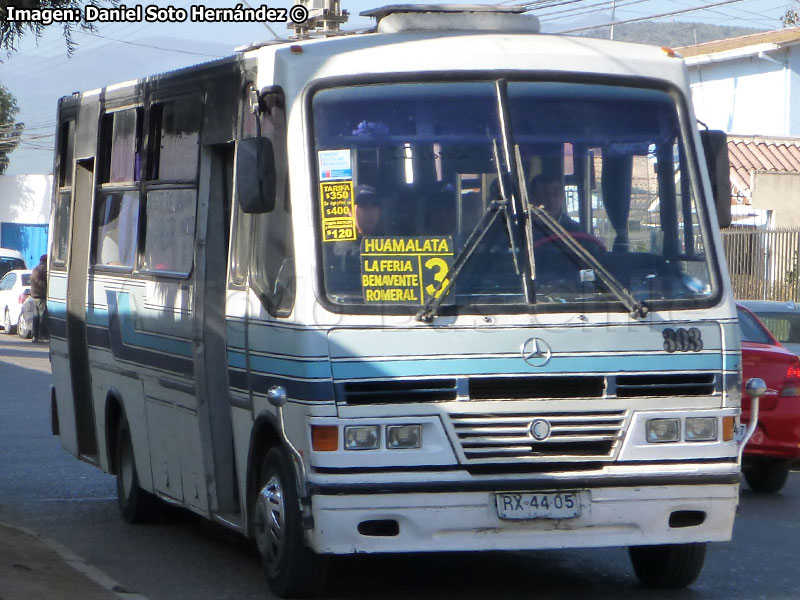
[556,0,749,33]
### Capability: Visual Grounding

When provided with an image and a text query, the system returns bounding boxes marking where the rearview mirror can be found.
[699,129,731,229]
[236,137,276,214]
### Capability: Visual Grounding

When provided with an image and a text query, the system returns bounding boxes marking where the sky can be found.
[1,0,796,175]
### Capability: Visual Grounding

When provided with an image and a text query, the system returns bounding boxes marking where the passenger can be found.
[353,184,383,237]
[30,254,48,343]
[422,183,457,236]
[328,184,385,294]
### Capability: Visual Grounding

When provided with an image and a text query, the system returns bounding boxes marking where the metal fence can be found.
[721,228,800,301]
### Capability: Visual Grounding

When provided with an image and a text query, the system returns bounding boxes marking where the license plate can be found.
[496,492,581,520]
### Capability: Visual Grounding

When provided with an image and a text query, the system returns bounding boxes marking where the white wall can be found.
[687,49,790,136]
[0,174,52,224]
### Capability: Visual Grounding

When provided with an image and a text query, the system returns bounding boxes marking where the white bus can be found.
[49,5,760,596]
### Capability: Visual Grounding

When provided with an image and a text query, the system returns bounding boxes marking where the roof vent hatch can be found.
[361,4,540,34]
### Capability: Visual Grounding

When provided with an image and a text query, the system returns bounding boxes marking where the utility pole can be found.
[610,0,616,40]
[290,0,349,38]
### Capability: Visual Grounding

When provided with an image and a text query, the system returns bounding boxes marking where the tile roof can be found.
[727,135,800,201]
[676,27,800,58]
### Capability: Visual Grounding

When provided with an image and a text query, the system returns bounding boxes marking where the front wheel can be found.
[115,414,163,523]
[3,309,15,335]
[253,447,328,598]
[629,543,706,588]
[744,458,790,493]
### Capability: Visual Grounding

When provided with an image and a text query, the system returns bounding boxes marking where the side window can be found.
[143,95,200,277]
[52,118,75,269]
[93,108,142,270]
[149,100,201,181]
[100,109,141,183]
[738,308,773,345]
[142,189,197,275]
[93,192,140,267]
[58,119,75,188]
[0,274,10,290]
[248,92,294,316]
[51,193,72,267]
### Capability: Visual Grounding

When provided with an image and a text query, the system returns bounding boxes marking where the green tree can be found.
[0,82,23,175]
[0,1,114,54]
[783,8,800,26]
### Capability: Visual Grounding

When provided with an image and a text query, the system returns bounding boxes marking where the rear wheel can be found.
[17,311,30,339]
[115,414,163,523]
[3,309,15,335]
[253,447,328,598]
[744,459,790,493]
[629,543,706,588]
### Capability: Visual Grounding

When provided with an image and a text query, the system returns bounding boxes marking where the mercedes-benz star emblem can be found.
[521,337,552,367]
[530,419,552,441]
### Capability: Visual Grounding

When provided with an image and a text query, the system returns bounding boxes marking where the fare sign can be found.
[360,237,454,305]
[320,180,356,242]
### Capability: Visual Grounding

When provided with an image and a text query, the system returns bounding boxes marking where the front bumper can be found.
[308,482,739,554]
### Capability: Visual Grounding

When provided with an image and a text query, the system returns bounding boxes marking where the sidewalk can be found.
[0,521,142,600]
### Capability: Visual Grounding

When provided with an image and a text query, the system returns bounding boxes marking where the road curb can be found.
[0,520,151,600]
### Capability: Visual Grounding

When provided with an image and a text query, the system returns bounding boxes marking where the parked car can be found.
[739,300,800,357]
[0,269,32,335]
[0,248,26,280]
[737,303,800,493]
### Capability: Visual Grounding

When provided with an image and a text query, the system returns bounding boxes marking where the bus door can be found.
[65,106,99,459]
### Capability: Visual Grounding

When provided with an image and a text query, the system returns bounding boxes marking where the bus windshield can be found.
[312,80,715,312]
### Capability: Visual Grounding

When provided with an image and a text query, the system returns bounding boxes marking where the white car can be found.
[0,269,32,335]
[0,248,27,280]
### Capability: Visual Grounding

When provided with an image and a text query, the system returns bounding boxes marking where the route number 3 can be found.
[662,327,703,353]
[424,257,450,299]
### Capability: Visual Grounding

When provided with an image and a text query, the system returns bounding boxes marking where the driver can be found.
[529,172,582,234]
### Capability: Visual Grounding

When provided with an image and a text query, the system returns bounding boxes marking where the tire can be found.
[115,414,163,523]
[3,309,15,335]
[744,459,790,494]
[253,447,328,598]
[629,543,706,588]
[17,311,31,339]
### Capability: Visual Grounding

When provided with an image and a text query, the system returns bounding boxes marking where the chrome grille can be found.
[447,410,628,463]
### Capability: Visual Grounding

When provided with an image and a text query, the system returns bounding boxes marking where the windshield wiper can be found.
[417,140,519,324]
[525,196,649,319]
[415,197,506,323]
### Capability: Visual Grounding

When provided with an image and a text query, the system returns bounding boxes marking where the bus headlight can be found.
[685,417,717,442]
[646,418,680,443]
[386,425,422,449]
[344,426,379,450]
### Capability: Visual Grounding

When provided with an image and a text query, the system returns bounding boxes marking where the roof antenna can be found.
[290,0,349,38]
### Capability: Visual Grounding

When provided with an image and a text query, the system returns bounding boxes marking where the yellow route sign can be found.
[360,236,454,305]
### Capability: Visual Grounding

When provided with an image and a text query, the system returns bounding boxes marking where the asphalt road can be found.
[1,334,800,599]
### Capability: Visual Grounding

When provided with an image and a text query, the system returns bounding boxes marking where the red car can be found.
[738,303,800,493]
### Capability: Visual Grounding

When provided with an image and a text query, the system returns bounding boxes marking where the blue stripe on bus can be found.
[330,352,722,379]
[106,292,194,375]
[227,368,334,401]
[226,350,332,380]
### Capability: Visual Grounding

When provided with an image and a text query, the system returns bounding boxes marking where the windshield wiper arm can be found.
[417,139,523,324]
[416,197,506,323]
[527,203,649,319]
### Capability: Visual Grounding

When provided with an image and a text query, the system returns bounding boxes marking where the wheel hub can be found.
[254,475,285,574]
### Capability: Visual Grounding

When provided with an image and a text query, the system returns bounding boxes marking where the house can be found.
[675,30,800,229]
[0,174,51,268]
[677,28,800,137]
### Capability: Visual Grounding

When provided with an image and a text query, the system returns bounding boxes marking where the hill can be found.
[581,21,766,47]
